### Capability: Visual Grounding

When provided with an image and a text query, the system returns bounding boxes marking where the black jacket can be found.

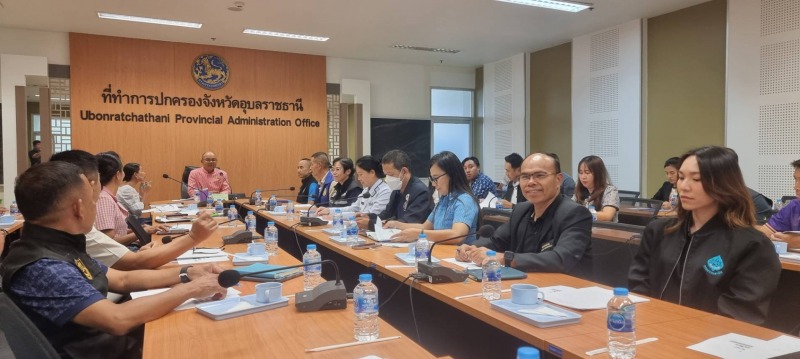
[652,181,673,201]
[628,216,781,325]
[502,182,527,206]
[297,175,317,204]
[471,195,593,277]
[367,176,433,230]
[329,177,362,207]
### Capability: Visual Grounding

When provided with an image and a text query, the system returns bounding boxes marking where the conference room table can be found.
[142,217,436,358]
[237,200,796,358]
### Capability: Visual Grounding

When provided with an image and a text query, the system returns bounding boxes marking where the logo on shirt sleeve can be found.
[703,255,724,276]
[74,258,94,280]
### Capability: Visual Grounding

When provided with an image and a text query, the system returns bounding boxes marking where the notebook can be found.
[466,266,528,281]
[365,216,400,242]
[235,263,303,282]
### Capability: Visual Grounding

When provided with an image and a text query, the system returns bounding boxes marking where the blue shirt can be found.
[427,192,479,244]
[9,258,108,326]
[316,171,334,205]
[471,172,496,200]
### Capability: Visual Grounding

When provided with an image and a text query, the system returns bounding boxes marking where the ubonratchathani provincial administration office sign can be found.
[78,54,321,129]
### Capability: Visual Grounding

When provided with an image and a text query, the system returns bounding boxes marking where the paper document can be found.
[479,192,498,208]
[539,285,576,295]
[130,287,241,311]
[687,333,767,358]
[544,286,649,310]
[149,204,182,212]
[442,257,480,270]
[365,217,400,242]
[176,256,230,265]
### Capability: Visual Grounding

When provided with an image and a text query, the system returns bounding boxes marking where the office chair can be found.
[782,196,797,204]
[479,208,511,230]
[126,215,152,245]
[0,292,60,358]
[618,190,640,199]
[617,198,663,226]
[180,166,198,198]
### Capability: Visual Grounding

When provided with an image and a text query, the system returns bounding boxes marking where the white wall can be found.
[327,57,476,154]
[483,53,527,182]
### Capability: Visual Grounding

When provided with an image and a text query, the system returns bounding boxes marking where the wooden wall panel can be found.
[69,33,327,203]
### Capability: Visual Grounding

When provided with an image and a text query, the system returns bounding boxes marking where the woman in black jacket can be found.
[628,146,781,325]
[327,157,362,207]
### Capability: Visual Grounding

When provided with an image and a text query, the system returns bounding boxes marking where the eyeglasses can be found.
[519,172,556,183]
[203,158,218,163]
[429,173,448,183]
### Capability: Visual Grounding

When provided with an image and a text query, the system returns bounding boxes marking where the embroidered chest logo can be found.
[74,258,93,280]
[703,255,724,276]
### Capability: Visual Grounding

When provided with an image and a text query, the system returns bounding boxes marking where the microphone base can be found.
[299,216,328,227]
[295,280,348,312]
[417,262,469,284]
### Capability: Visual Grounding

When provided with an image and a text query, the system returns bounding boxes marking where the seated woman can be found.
[387,151,480,244]
[317,156,391,216]
[96,153,165,246]
[327,157,363,207]
[572,155,619,222]
[628,146,781,325]
[652,157,680,209]
[117,162,151,218]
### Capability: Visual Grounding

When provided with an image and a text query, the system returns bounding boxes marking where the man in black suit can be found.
[500,153,526,208]
[457,153,593,277]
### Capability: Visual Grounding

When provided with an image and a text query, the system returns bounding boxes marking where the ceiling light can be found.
[496,0,592,12]
[97,12,202,28]
[391,45,461,54]
[243,29,329,42]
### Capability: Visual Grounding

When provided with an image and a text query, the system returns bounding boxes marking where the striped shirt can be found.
[187,167,231,196]
[96,187,129,238]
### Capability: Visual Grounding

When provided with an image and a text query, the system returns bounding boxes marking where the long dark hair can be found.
[429,151,479,225]
[356,155,385,179]
[574,155,611,209]
[667,146,755,233]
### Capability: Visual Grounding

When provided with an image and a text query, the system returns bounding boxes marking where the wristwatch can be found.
[179,266,193,283]
[504,251,514,267]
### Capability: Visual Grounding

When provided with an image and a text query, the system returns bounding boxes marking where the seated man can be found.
[462,156,496,200]
[51,150,220,270]
[0,162,226,357]
[359,150,433,230]
[456,153,593,277]
[296,158,317,204]
[309,151,334,205]
[500,153,526,208]
[187,151,231,197]
[547,153,576,197]
[760,159,800,247]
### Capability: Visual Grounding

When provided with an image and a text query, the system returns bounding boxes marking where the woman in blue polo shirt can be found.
[387,151,480,244]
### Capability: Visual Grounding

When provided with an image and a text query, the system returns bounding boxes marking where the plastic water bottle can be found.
[669,188,678,208]
[9,201,19,215]
[227,205,238,221]
[214,198,224,215]
[206,196,213,209]
[588,205,598,222]
[607,287,636,359]
[193,192,200,204]
[254,189,262,206]
[265,221,278,255]
[517,346,540,359]
[482,250,502,300]
[774,199,783,212]
[245,210,256,234]
[303,244,322,291]
[495,199,504,210]
[353,273,379,341]
[332,209,344,231]
[415,233,429,270]
[286,200,295,221]
[268,194,278,211]
[346,213,359,246]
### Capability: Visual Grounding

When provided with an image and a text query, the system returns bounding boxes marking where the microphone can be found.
[248,187,297,205]
[416,225,496,284]
[163,173,208,202]
[217,259,347,312]
[299,192,367,227]
[161,232,188,244]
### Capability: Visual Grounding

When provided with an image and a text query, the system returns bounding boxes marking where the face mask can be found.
[385,175,402,191]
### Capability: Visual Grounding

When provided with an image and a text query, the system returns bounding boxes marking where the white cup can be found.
[511,284,545,305]
[774,241,789,254]
[255,282,282,303]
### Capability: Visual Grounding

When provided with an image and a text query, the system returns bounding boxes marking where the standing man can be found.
[310,152,334,205]
[296,158,318,204]
[187,151,231,197]
[463,156,496,200]
[29,140,42,166]
[500,153,526,208]
[457,153,593,277]
[359,150,433,230]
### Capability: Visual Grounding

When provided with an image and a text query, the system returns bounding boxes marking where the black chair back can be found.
[479,208,511,230]
[126,215,152,245]
[782,196,797,204]
[0,292,60,358]
[617,198,663,226]
[181,166,198,184]
[618,190,640,199]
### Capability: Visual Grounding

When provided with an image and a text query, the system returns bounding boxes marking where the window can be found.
[431,88,474,161]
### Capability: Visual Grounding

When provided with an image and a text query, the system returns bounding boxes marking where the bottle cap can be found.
[230,205,235,208]
[517,346,540,359]
[486,250,496,256]
[359,273,372,282]
[307,244,317,250]
[268,221,275,226]
[613,287,629,296]
[419,233,427,240]
[247,210,254,215]
[335,208,341,213]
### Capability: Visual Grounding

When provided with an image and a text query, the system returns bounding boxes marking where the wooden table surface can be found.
[142,218,435,359]
[242,201,793,358]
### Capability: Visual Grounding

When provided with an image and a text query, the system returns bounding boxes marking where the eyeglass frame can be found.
[429,173,448,183]
[519,171,557,183]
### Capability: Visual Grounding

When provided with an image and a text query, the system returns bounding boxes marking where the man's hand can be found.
[189,212,219,243]
[315,207,330,216]
[187,263,224,280]
[455,244,477,262]
[145,224,171,234]
[356,214,370,229]
[466,246,490,265]
[187,274,227,301]
[772,232,800,250]
[138,242,155,251]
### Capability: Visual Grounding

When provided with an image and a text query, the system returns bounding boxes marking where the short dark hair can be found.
[96,153,122,186]
[32,140,41,146]
[356,156,385,178]
[543,153,563,174]
[15,161,84,221]
[101,151,121,161]
[311,152,331,168]
[504,153,524,169]
[123,163,141,182]
[332,157,355,179]
[462,156,480,168]
[300,158,311,162]
[381,150,410,171]
[664,157,681,168]
[49,150,99,179]
[791,159,800,169]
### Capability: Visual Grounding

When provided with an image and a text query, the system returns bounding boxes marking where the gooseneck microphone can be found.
[299,193,367,226]
[415,225,496,284]
[217,259,347,312]
[163,173,207,200]
[248,187,297,205]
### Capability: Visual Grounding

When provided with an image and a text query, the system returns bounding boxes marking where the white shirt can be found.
[339,180,392,215]
[511,180,520,205]
[116,184,144,216]
[85,226,131,267]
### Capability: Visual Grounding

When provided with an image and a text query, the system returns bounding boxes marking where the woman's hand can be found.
[390,228,421,243]
[315,207,330,216]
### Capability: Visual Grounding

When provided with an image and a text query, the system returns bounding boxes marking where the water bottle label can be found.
[485,267,502,281]
[607,307,634,332]
[355,295,378,314]
[347,226,358,236]
[303,259,321,272]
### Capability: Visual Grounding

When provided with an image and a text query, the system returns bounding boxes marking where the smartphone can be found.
[352,243,381,250]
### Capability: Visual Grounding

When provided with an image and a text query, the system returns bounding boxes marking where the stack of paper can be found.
[148,204,183,213]
[175,248,230,265]
[479,192,498,208]
[688,333,800,358]
[365,217,400,242]
[543,286,649,310]
[130,287,241,311]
